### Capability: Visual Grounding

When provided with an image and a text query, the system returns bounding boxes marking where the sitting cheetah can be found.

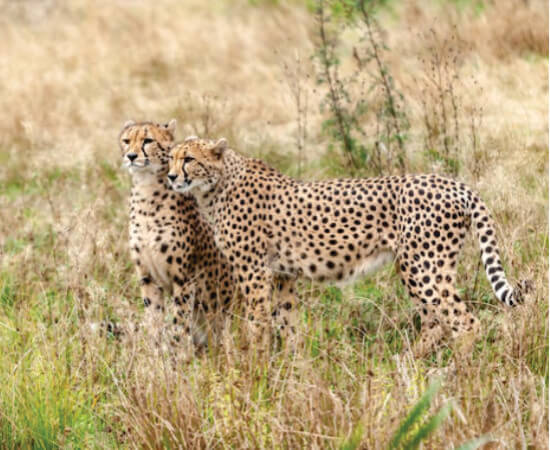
[167,137,525,355]
[118,121,236,352]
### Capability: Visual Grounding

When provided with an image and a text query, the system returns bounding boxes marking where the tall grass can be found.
[0,0,547,447]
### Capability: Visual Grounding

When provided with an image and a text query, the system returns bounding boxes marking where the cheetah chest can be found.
[130,224,174,291]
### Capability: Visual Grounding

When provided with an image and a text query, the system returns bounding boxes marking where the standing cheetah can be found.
[167,137,525,355]
[119,121,236,352]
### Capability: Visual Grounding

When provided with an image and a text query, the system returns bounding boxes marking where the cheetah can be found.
[167,137,525,356]
[119,121,236,353]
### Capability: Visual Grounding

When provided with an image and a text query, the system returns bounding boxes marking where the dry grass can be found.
[0,0,547,448]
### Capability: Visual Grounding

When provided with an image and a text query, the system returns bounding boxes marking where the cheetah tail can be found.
[469,194,521,307]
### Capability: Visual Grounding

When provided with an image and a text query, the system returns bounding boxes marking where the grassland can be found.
[0,0,547,448]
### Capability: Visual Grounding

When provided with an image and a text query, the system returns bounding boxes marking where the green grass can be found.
[0,143,546,447]
[0,289,115,449]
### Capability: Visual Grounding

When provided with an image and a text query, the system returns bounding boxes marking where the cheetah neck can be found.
[189,150,244,223]
[130,173,169,198]
[130,169,167,187]
[129,174,181,231]
[190,183,223,224]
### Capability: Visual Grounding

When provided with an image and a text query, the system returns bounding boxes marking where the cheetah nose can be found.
[127,153,138,162]
[167,173,177,182]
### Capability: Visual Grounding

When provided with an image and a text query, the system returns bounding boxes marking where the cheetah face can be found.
[168,137,227,194]
[118,119,176,177]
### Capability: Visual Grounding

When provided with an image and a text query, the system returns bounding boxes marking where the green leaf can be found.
[389,379,442,449]
[403,402,452,449]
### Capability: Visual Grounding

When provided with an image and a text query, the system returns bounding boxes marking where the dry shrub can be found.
[116,364,207,448]
[404,0,549,61]
[481,0,549,59]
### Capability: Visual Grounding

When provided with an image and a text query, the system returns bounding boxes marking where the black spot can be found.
[501,289,509,302]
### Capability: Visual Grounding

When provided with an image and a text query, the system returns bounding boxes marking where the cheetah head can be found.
[168,137,227,194]
[118,119,176,177]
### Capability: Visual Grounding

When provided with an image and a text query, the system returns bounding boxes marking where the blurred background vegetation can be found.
[0,0,547,447]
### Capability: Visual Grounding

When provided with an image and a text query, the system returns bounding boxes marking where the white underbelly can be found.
[335,250,395,287]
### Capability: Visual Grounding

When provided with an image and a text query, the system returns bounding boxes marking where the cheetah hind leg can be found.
[396,217,481,357]
[405,283,480,358]
[396,260,448,357]
[443,289,481,359]
[416,284,481,359]
[412,316,446,358]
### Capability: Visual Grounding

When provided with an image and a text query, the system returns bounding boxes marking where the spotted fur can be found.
[119,122,236,352]
[168,137,523,355]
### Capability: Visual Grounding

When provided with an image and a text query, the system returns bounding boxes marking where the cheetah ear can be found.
[165,118,177,135]
[211,138,227,158]
[123,120,135,128]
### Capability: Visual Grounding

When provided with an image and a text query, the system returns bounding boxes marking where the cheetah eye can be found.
[122,139,130,145]
[184,156,195,164]
[143,138,154,145]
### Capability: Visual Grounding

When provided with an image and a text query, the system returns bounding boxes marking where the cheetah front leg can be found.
[137,270,166,343]
[236,265,274,356]
[169,282,198,359]
[272,276,299,352]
